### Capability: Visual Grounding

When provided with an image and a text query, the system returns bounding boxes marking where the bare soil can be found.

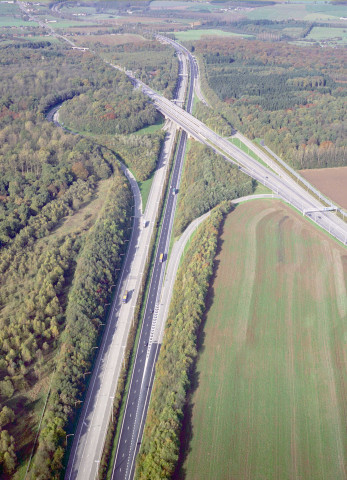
[300,166,347,209]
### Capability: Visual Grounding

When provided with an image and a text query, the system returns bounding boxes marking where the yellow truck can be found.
[122,290,128,303]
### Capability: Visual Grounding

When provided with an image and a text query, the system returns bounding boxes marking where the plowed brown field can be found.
[178,199,347,480]
[300,166,347,209]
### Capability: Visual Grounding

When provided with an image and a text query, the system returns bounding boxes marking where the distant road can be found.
[157,35,209,106]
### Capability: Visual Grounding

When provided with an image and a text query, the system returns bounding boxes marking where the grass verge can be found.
[134,117,164,135]
[138,176,154,212]
[229,137,268,169]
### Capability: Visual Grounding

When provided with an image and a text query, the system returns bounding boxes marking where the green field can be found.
[174,29,253,41]
[60,5,100,14]
[0,17,37,27]
[245,3,347,22]
[179,200,347,480]
[307,26,347,43]
[133,117,164,135]
[0,2,18,15]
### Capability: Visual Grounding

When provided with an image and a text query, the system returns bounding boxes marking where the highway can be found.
[46,97,152,480]
[24,5,347,475]
[66,33,346,480]
[19,6,346,249]
[63,124,178,480]
[63,38,189,480]
[123,70,347,247]
[24,6,195,476]
[110,39,196,480]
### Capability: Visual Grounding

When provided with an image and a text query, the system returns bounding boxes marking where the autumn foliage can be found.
[136,202,232,479]
[194,37,346,169]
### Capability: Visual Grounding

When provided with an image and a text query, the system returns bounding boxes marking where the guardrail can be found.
[262,143,347,221]
[244,166,347,247]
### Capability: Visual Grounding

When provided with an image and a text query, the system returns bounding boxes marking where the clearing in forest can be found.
[178,199,347,480]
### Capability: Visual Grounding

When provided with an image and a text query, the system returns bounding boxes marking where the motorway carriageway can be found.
[111,43,195,480]
[136,80,347,246]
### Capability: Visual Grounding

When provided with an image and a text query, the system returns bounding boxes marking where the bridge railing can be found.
[263,144,346,221]
[245,167,347,246]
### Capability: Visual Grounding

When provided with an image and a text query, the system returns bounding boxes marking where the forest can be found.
[59,91,165,181]
[136,201,232,479]
[174,141,254,237]
[60,89,160,136]
[0,114,112,247]
[103,131,164,181]
[0,39,157,478]
[192,38,347,169]
[29,167,132,479]
[102,40,179,99]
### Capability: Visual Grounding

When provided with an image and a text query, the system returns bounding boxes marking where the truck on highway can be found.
[122,290,128,303]
[159,253,165,263]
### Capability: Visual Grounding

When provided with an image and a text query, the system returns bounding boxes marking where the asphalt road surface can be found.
[127,73,347,247]
[111,42,196,480]
[64,40,189,480]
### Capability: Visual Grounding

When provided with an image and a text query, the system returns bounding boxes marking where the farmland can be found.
[245,2,347,22]
[300,166,347,210]
[174,29,253,42]
[306,27,347,45]
[178,199,347,480]
[73,32,150,47]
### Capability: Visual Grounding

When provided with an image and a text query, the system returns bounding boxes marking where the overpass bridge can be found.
[111,66,347,247]
[303,206,338,215]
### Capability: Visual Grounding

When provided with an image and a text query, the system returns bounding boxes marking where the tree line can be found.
[174,142,254,237]
[135,201,232,479]
[28,165,133,479]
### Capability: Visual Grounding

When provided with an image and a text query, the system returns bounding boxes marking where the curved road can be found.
[35,12,347,477]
